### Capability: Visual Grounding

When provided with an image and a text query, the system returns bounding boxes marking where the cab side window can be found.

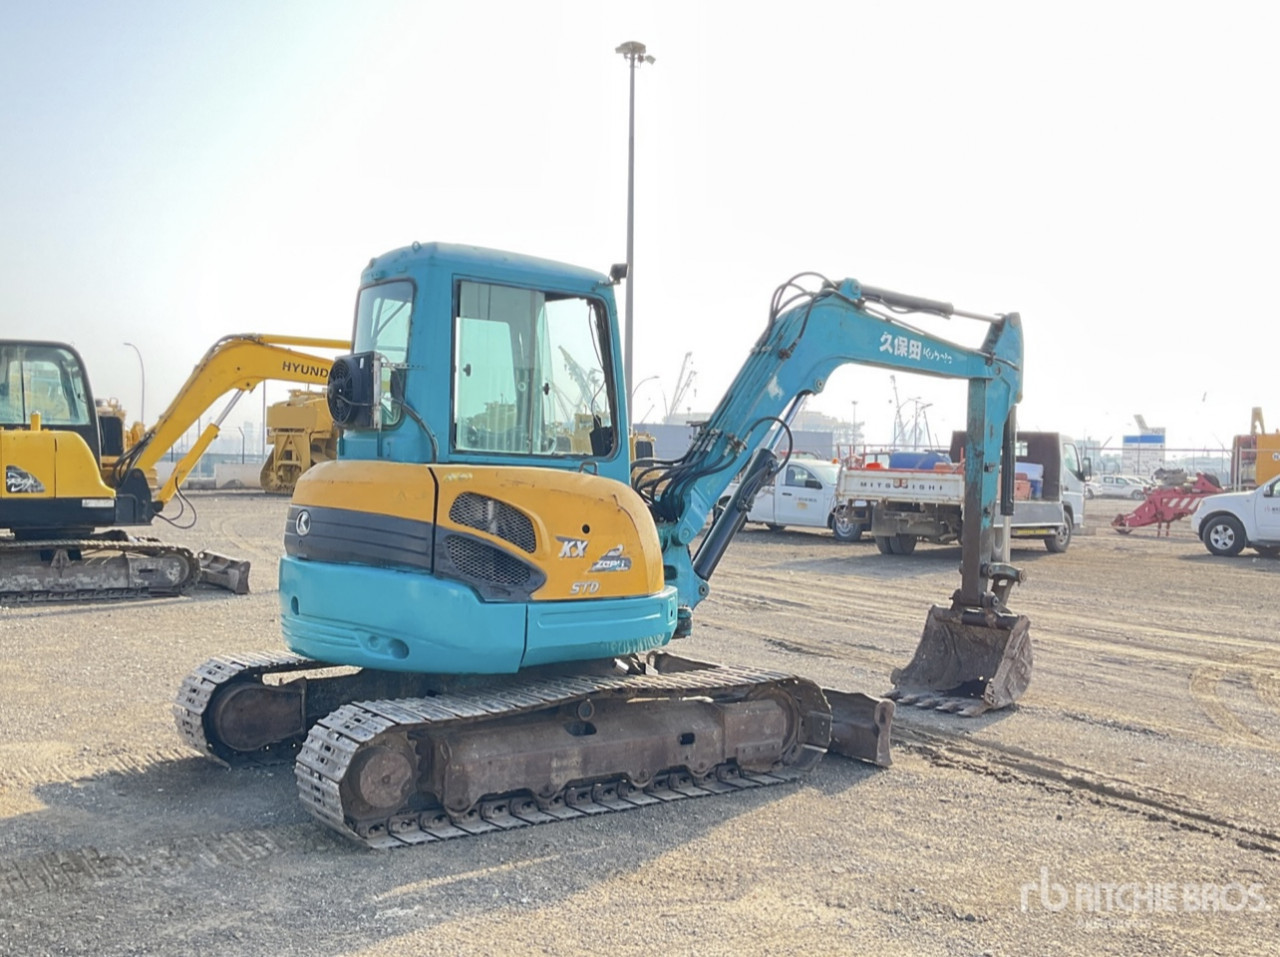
[785,465,814,488]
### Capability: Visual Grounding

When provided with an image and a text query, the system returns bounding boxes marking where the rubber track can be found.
[296,664,826,849]
[174,651,318,763]
[0,537,199,603]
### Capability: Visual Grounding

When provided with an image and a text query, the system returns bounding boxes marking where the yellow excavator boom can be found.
[125,334,347,505]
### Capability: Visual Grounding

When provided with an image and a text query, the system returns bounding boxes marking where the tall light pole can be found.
[123,342,145,424]
[630,373,660,408]
[616,40,655,402]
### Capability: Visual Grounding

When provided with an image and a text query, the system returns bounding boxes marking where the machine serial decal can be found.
[588,544,632,573]
[5,465,45,494]
[557,536,588,558]
[295,510,312,536]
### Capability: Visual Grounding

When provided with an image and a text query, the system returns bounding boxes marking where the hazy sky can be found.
[3,1,1276,451]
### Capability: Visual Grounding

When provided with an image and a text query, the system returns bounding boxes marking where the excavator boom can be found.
[118,334,347,507]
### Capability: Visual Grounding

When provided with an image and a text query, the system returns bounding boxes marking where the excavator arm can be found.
[635,275,1029,715]
[113,334,348,509]
[638,275,1022,611]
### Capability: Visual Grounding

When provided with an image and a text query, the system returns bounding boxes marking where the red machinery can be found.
[1111,472,1223,536]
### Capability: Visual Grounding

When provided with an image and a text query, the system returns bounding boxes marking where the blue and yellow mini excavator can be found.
[176,242,1032,847]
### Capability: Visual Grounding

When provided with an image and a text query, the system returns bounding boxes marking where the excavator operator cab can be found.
[0,341,100,456]
[328,245,628,486]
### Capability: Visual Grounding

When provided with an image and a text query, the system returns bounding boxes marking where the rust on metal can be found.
[197,551,252,594]
[889,605,1032,716]
[825,689,894,767]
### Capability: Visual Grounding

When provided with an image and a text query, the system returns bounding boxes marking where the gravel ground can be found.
[1,491,1278,956]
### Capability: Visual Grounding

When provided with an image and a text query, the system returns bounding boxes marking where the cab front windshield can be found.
[0,343,91,427]
[453,280,616,456]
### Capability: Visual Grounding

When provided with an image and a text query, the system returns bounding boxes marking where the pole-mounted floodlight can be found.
[123,342,145,424]
[615,40,655,406]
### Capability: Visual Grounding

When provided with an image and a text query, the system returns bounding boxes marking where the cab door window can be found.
[785,465,817,488]
[453,281,616,456]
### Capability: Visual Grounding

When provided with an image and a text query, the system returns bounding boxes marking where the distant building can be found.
[1122,431,1166,477]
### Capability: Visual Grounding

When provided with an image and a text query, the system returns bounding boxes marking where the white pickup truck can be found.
[1190,474,1280,557]
[717,457,869,541]
[835,432,1087,555]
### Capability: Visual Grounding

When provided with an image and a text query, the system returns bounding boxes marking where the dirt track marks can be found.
[898,727,1280,856]
[1188,649,1280,752]
[0,825,324,899]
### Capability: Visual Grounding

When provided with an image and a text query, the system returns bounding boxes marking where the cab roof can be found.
[362,242,610,292]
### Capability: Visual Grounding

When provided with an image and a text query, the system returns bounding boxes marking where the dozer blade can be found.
[823,689,894,767]
[888,605,1032,717]
[197,551,251,594]
[659,652,894,766]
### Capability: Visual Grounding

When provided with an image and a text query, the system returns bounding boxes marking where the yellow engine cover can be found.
[0,428,114,500]
[292,460,664,601]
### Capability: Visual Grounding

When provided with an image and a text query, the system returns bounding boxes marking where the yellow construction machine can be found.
[260,391,336,494]
[0,334,344,601]
[1231,407,1280,489]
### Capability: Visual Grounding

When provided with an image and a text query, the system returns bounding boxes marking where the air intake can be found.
[444,537,534,586]
[449,493,536,553]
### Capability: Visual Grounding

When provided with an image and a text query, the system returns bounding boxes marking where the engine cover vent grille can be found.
[449,493,536,553]
[444,536,534,586]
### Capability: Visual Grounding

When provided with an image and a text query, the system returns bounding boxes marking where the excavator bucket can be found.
[888,605,1032,717]
[197,551,252,595]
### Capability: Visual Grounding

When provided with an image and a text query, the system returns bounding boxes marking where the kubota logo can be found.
[295,510,312,536]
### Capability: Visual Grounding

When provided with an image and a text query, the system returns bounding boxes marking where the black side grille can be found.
[449,493,536,553]
[444,536,533,586]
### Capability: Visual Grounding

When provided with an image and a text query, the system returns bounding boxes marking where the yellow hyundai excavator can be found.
[0,334,345,601]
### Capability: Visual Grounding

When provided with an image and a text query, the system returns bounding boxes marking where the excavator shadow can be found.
[1176,551,1280,569]
[771,543,1067,583]
[5,743,888,897]
[0,583,273,619]
[811,704,1021,791]
[9,757,306,852]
